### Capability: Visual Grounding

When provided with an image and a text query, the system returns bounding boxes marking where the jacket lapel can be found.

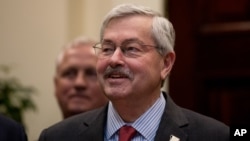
[75,93,189,141]
[154,92,188,141]
[77,106,108,141]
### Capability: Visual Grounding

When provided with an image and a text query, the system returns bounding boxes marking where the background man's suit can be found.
[0,114,27,141]
[39,93,229,141]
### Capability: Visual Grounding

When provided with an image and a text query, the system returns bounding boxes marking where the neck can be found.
[112,92,161,122]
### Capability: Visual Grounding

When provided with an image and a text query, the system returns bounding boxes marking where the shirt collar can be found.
[105,93,166,140]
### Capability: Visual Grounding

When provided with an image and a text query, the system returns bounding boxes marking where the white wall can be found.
[0,1,68,141]
[0,0,164,140]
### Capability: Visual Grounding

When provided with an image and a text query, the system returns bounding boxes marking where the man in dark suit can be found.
[39,3,229,141]
[54,36,108,119]
[0,114,27,141]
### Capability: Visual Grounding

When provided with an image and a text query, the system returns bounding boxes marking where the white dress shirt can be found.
[104,93,166,141]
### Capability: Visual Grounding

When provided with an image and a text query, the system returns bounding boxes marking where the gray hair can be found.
[100,4,175,56]
[55,36,96,70]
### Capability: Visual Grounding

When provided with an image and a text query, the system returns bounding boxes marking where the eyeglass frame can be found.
[92,39,161,58]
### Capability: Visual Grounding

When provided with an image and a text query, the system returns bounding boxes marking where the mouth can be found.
[69,93,88,99]
[103,66,133,82]
[106,72,129,79]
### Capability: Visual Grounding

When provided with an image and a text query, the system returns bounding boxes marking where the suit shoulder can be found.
[48,106,104,130]
[181,108,229,140]
[39,106,106,140]
[0,114,24,130]
[0,114,27,141]
[182,108,228,128]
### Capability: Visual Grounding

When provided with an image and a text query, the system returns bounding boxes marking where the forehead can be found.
[65,45,95,57]
[58,45,97,69]
[103,15,153,42]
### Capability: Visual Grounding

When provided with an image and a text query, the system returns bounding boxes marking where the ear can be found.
[160,52,176,79]
[54,75,58,86]
[54,75,59,96]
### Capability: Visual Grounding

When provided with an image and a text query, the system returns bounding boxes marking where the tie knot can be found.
[119,125,137,141]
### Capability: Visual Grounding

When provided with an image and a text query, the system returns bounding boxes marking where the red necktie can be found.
[119,125,137,141]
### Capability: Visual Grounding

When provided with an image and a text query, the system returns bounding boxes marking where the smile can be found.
[108,72,128,78]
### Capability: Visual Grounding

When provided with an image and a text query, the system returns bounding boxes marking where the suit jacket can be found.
[39,93,229,141]
[0,114,27,141]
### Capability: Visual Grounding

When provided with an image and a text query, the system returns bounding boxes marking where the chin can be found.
[104,90,130,100]
[70,108,86,114]
[69,104,86,112]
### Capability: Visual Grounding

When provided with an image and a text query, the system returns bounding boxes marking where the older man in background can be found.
[54,36,108,119]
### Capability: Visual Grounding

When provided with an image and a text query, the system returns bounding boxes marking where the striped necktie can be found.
[119,125,137,141]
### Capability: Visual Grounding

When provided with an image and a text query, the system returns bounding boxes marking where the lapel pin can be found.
[170,135,180,141]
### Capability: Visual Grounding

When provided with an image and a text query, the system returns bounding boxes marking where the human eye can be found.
[124,42,143,54]
[61,68,77,79]
[101,43,115,55]
[85,68,97,80]
[126,46,140,52]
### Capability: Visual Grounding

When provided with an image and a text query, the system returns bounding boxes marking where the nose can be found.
[74,72,87,89]
[109,47,125,67]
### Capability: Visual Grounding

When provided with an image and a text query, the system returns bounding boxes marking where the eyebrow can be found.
[102,38,144,44]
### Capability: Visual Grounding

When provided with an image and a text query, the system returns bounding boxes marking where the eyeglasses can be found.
[93,40,158,58]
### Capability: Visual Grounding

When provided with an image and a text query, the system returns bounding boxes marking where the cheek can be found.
[56,79,72,96]
[89,82,101,92]
[134,57,162,80]
[96,59,108,75]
